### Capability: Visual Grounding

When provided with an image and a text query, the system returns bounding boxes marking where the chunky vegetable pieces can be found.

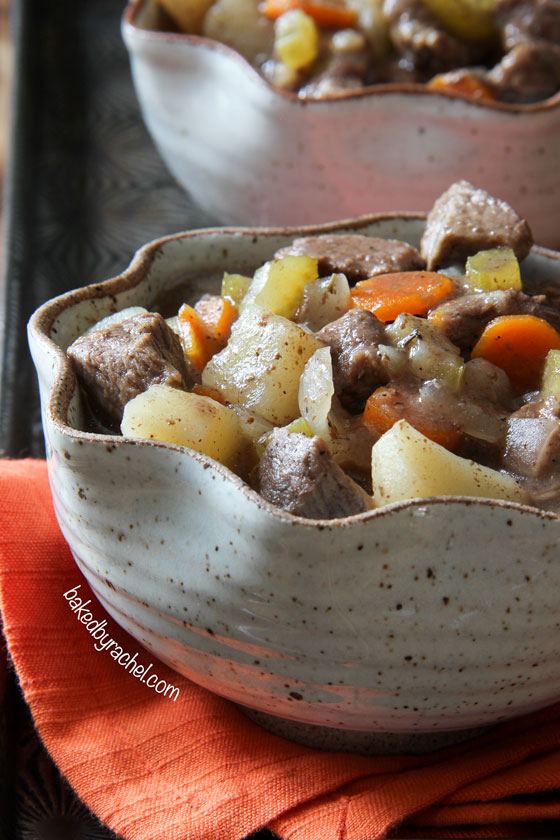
[67,181,560,518]
[156,0,560,102]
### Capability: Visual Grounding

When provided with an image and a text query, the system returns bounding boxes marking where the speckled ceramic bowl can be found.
[121,0,560,249]
[28,214,560,754]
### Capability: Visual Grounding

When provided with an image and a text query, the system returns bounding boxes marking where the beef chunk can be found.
[494,0,560,51]
[503,396,560,478]
[256,428,373,518]
[420,181,533,270]
[67,312,192,431]
[300,31,371,97]
[317,309,389,411]
[383,0,483,78]
[487,42,560,103]
[428,288,560,352]
[276,234,425,283]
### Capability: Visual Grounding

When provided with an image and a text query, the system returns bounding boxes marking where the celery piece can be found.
[274,10,319,70]
[251,255,319,319]
[287,417,314,437]
[465,247,522,292]
[541,349,560,398]
[221,272,252,305]
[421,0,498,44]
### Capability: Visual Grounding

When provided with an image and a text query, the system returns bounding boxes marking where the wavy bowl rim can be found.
[28,211,560,528]
[121,0,560,114]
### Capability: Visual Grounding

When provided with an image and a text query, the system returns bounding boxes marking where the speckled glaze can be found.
[121,0,560,249]
[28,215,560,753]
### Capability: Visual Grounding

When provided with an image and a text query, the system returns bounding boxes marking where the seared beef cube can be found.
[494,0,560,50]
[383,0,482,78]
[67,312,192,430]
[317,309,389,411]
[256,428,373,518]
[429,288,560,352]
[503,396,560,478]
[420,181,533,270]
[276,234,425,283]
[487,42,560,103]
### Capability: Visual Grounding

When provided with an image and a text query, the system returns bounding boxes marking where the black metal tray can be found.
[0,1,275,836]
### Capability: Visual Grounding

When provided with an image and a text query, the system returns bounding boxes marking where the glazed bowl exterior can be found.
[28,215,560,749]
[121,0,560,248]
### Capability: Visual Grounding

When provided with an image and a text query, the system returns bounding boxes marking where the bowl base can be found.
[239,706,491,755]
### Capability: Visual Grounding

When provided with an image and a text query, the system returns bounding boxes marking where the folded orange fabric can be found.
[0,458,559,840]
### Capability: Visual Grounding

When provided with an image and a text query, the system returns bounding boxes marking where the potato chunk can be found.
[202,0,274,61]
[121,384,245,468]
[371,419,529,507]
[201,304,323,425]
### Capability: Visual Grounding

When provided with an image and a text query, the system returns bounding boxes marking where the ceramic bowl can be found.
[121,0,560,249]
[28,214,560,754]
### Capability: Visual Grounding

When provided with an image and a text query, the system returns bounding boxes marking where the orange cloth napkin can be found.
[0,458,559,840]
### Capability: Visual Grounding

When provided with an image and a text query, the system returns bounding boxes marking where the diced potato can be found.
[202,0,274,61]
[242,255,318,318]
[386,313,464,389]
[274,10,319,70]
[465,248,522,293]
[541,349,560,399]
[121,384,246,468]
[201,304,322,425]
[421,0,498,44]
[371,419,529,507]
[158,0,216,34]
[221,272,252,305]
[298,346,334,439]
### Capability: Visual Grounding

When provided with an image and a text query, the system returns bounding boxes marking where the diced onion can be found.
[298,346,334,439]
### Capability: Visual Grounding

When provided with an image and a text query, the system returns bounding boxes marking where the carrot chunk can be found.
[471,314,560,392]
[362,385,462,451]
[177,304,213,373]
[428,71,495,102]
[350,271,456,323]
[261,0,357,29]
[178,295,239,374]
[194,294,238,347]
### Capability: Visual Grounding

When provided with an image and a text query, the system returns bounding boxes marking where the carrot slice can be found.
[471,314,560,392]
[362,385,462,451]
[350,271,456,323]
[177,304,214,373]
[179,296,238,373]
[261,0,357,29]
[428,71,496,102]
